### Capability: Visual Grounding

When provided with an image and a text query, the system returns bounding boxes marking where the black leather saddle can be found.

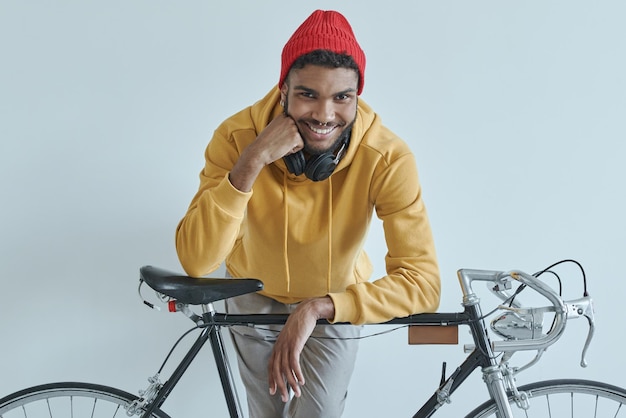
[139,265,263,305]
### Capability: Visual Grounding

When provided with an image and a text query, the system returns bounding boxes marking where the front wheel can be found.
[0,382,170,418]
[466,379,626,417]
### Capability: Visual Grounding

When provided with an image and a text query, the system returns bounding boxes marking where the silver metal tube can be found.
[491,270,567,353]
[457,269,568,353]
[482,366,515,418]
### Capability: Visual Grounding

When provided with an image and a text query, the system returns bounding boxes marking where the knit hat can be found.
[280,10,366,95]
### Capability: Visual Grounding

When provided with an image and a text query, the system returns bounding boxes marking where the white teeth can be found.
[309,125,333,135]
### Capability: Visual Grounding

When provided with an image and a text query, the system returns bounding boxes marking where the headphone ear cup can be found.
[305,153,337,182]
[283,151,306,176]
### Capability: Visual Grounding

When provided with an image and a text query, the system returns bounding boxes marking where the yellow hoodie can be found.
[176,87,440,324]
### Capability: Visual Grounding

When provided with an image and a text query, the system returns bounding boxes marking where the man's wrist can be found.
[229,149,264,192]
[305,296,335,321]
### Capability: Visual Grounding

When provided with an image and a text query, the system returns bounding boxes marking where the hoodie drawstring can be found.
[283,171,291,293]
[327,176,333,294]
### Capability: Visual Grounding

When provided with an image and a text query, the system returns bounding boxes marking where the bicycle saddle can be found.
[139,265,264,305]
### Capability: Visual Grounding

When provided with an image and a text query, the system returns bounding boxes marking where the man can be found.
[176,9,440,417]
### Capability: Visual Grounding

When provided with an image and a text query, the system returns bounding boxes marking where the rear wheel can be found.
[466,379,626,417]
[0,382,170,418]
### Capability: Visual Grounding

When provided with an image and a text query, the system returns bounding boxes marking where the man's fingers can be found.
[267,356,277,395]
[269,352,290,402]
[268,349,306,402]
[281,351,300,400]
[290,352,305,391]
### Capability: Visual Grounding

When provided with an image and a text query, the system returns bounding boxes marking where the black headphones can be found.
[283,134,350,182]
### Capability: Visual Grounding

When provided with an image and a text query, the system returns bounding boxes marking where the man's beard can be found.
[302,121,354,156]
[283,96,357,156]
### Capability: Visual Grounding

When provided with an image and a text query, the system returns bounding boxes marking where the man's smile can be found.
[306,122,336,136]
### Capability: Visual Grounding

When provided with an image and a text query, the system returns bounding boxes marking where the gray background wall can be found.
[1,1,624,416]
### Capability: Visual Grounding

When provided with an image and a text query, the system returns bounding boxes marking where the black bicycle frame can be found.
[140,307,494,418]
[410,304,495,418]
[139,320,244,418]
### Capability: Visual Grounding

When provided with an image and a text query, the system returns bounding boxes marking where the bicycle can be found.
[1,259,625,417]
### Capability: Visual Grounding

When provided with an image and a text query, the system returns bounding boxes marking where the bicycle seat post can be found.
[202,302,244,418]
[201,303,214,318]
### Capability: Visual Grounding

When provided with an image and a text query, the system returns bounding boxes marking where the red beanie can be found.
[280,10,366,95]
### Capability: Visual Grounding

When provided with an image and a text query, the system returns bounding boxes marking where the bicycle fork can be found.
[481,365,515,418]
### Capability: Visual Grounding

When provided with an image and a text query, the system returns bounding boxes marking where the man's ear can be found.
[279,83,288,104]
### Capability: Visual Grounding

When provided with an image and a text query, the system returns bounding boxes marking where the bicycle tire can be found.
[0,382,171,418]
[465,379,626,417]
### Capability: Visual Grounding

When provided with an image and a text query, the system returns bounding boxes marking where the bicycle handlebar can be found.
[457,268,595,367]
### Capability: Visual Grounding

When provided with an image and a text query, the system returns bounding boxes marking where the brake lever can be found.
[565,296,595,367]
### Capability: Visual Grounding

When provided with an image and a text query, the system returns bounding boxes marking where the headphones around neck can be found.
[283,135,350,182]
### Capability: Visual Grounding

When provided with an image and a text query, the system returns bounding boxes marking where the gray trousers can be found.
[225,292,361,418]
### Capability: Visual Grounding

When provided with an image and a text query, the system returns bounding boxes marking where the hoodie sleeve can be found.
[328,151,441,324]
[175,124,253,277]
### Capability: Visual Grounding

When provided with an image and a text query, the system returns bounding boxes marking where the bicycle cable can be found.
[156,325,204,374]
[534,258,587,296]
[238,324,410,342]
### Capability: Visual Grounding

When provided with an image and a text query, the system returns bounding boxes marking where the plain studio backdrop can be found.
[1,1,624,417]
